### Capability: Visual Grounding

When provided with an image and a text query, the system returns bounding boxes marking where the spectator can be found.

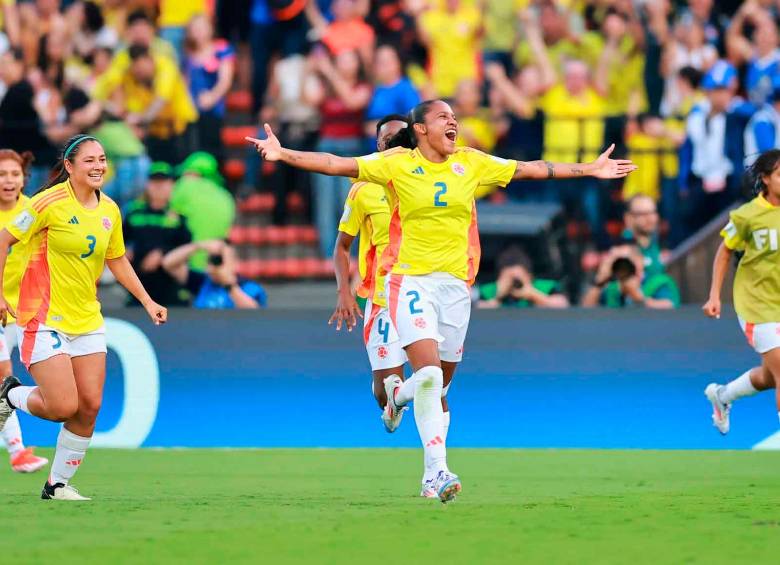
[454,79,498,153]
[256,54,319,224]
[0,0,20,51]
[69,1,119,63]
[0,47,56,193]
[18,0,65,68]
[513,3,579,73]
[91,43,198,163]
[367,0,425,68]
[116,9,177,62]
[745,85,780,166]
[679,61,752,237]
[581,242,680,309]
[475,246,569,309]
[479,0,520,73]
[679,0,724,52]
[163,239,267,309]
[727,2,780,106]
[622,195,665,279]
[123,162,191,307]
[304,47,371,257]
[308,0,375,65]
[183,14,236,161]
[170,151,236,272]
[158,0,207,62]
[417,0,482,98]
[364,44,419,141]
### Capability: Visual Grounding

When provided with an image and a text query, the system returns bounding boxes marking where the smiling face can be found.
[0,159,24,208]
[413,100,459,157]
[65,140,107,192]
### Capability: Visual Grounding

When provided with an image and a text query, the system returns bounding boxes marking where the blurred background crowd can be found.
[0,0,774,309]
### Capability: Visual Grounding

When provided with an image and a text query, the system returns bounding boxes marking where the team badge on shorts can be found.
[414,317,427,329]
[452,163,465,176]
[456,345,464,356]
[102,217,112,231]
[377,346,389,359]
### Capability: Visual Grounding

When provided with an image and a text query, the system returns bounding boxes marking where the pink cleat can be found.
[11,448,49,473]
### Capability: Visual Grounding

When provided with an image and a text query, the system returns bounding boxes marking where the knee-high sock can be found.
[396,374,417,406]
[442,410,450,443]
[49,428,91,486]
[414,366,447,475]
[1,412,24,455]
[8,386,35,415]
[719,370,758,404]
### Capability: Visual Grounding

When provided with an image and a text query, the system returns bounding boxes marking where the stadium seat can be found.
[301,257,321,278]
[287,192,305,213]
[225,90,252,113]
[221,126,259,148]
[299,226,319,245]
[229,226,247,245]
[238,193,275,213]
[223,159,246,183]
[245,226,267,245]
[605,220,624,239]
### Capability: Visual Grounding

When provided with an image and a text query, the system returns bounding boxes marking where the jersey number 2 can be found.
[434,182,448,207]
[81,235,97,259]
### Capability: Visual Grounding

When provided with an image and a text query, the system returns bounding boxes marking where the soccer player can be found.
[0,135,167,500]
[704,149,780,434]
[0,149,48,473]
[248,100,635,502]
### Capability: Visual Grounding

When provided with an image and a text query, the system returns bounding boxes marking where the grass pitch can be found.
[2,448,779,564]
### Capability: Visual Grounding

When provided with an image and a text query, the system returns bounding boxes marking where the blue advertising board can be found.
[10,308,776,450]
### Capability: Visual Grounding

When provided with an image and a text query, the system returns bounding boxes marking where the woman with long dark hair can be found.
[704,149,780,436]
[248,99,635,502]
[0,134,167,500]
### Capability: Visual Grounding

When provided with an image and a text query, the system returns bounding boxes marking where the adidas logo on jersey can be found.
[68,216,79,225]
[411,166,425,175]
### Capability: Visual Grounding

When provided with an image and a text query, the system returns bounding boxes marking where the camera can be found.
[208,253,224,267]
[611,257,636,281]
[511,278,525,290]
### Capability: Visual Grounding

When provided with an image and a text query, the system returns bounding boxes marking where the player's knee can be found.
[48,397,79,422]
[416,365,443,389]
[77,396,102,423]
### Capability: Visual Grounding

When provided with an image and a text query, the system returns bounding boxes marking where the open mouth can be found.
[445,129,457,142]
[88,172,104,181]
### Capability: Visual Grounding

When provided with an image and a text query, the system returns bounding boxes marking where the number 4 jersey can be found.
[356,147,516,283]
[722,193,780,324]
[7,180,125,334]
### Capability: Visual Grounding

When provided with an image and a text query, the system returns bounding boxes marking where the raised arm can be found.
[702,242,733,319]
[513,144,637,180]
[247,124,359,177]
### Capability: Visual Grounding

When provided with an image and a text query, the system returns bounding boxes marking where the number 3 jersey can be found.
[356,147,516,283]
[721,193,780,324]
[7,180,125,334]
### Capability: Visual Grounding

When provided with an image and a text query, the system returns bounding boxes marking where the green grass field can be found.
[2,448,779,564]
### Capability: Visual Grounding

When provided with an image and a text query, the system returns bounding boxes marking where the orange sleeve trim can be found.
[348,182,367,200]
[33,190,68,213]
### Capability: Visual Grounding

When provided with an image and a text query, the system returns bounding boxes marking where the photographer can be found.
[162,240,266,309]
[475,247,569,309]
[581,242,679,309]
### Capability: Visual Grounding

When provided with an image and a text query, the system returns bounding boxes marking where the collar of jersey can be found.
[757,194,779,209]
[413,147,452,166]
[64,179,101,214]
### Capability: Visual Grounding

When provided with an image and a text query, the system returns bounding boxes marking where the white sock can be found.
[719,371,758,404]
[396,374,417,406]
[8,386,35,415]
[414,366,447,475]
[49,428,91,486]
[1,411,24,455]
[442,410,450,443]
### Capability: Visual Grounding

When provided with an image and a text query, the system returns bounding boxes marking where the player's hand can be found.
[0,295,16,327]
[328,291,363,332]
[702,298,721,319]
[589,144,638,179]
[246,124,283,161]
[144,301,168,326]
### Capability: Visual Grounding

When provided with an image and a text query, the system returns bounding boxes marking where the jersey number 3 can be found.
[434,182,448,207]
[81,235,97,259]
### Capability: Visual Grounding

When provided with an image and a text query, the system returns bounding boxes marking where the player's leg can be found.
[42,352,106,501]
[760,347,780,424]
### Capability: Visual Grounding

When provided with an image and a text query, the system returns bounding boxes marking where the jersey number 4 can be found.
[434,182,448,207]
[81,235,97,259]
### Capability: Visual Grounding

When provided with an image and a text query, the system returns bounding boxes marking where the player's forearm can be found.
[581,286,602,307]
[279,149,359,177]
[333,241,352,295]
[514,160,595,180]
[107,256,154,306]
[228,286,260,309]
[708,243,732,300]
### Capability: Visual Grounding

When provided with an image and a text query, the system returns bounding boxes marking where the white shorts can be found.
[386,273,471,363]
[363,299,407,371]
[0,323,18,363]
[17,322,107,369]
[739,318,780,354]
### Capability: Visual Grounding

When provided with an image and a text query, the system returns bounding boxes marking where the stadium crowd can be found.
[0,0,777,307]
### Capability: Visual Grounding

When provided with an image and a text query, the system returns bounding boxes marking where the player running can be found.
[0,135,167,500]
[248,99,636,502]
[704,149,780,434]
[0,149,48,473]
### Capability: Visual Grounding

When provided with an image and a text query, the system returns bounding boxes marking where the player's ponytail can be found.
[38,134,99,194]
[746,149,780,197]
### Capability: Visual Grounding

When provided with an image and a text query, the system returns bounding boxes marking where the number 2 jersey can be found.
[356,147,516,282]
[7,180,125,334]
[721,193,780,324]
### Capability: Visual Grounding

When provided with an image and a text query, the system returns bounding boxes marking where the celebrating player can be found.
[0,135,167,500]
[0,149,48,473]
[704,149,780,434]
[248,99,636,502]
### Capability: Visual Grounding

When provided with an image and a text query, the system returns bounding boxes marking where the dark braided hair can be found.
[745,149,780,197]
[38,134,101,193]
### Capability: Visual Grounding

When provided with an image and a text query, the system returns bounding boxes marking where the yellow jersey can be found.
[0,195,29,323]
[356,147,517,282]
[722,195,780,324]
[159,0,207,27]
[539,84,606,163]
[7,181,125,335]
[338,182,391,308]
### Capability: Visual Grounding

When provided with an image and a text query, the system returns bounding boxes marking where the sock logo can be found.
[65,459,83,467]
[425,436,444,448]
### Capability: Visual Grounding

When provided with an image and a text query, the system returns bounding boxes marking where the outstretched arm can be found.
[512,144,637,181]
[247,124,359,177]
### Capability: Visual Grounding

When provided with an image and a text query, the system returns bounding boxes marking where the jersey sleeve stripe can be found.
[32,187,67,209]
[363,301,382,345]
[466,201,480,285]
[348,182,367,200]
[32,190,68,212]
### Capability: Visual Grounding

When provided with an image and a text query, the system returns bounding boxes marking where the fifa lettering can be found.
[752,228,779,251]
